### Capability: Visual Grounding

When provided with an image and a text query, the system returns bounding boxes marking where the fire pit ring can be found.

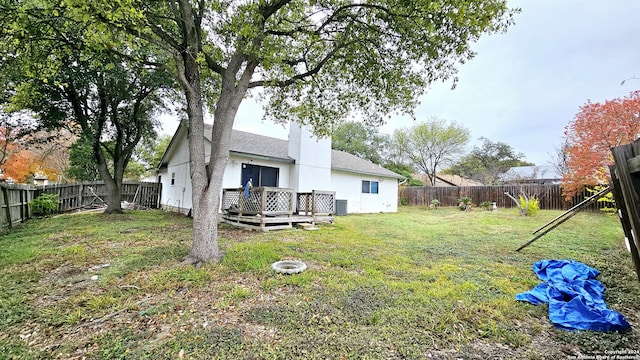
[271,260,307,274]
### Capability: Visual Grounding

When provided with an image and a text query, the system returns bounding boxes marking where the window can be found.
[362,180,379,194]
[171,172,175,186]
[362,180,370,193]
[241,164,279,187]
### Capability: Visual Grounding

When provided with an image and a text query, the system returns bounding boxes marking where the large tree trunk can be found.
[103,155,129,214]
[185,86,221,263]
[103,177,123,214]
[181,65,254,264]
[169,0,220,264]
[94,142,123,214]
[174,0,258,264]
[180,49,222,264]
[184,77,249,263]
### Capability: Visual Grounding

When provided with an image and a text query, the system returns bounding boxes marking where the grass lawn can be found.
[0,207,638,359]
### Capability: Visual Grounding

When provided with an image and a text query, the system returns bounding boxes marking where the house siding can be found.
[330,170,398,213]
[158,124,402,215]
[224,155,291,189]
[159,129,192,213]
[158,131,293,213]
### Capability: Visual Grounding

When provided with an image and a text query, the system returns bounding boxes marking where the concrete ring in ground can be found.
[271,260,307,274]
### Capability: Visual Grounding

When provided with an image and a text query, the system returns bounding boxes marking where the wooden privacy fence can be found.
[399,184,610,211]
[609,139,640,281]
[35,182,162,212]
[0,184,33,231]
[0,181,161,232]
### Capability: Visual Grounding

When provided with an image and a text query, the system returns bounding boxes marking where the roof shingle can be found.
[203,124,403,179]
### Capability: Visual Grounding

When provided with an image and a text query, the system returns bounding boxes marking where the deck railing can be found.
[222,187,294,216]
[296,190,336,216]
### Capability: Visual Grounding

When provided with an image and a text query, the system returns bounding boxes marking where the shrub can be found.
[588,186,616,214]
[479,201,492,210]
[400,197,408,206]
[30,193,60,216]
[518,195,539,216]
[458,197,472,211]
[429,199,440,210]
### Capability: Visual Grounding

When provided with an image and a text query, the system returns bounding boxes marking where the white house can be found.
[157,122,403,215]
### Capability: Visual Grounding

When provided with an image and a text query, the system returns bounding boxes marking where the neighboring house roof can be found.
[160,123,403,179]
[436,174,484,186]
[414,173,484,187]
[500,165,562,182]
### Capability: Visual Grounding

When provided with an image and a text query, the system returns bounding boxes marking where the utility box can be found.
[336,200,347,216]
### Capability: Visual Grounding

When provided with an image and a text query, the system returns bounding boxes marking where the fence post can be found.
[27,188,33,218]
[157,182,162,209]
[2,186,12,230]
[20,189,26,223]
[0,186,4,230]
[77,183,84,209]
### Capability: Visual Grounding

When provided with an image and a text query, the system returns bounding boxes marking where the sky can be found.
[160,0,640,167]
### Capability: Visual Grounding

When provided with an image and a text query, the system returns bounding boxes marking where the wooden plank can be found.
[221,219,292,231]
[611,142,640,282]
[1,186,12,230]
[223,214,308,224]
[608,166,640,281]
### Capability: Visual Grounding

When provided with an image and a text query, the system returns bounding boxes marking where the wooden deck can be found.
[221,213,334,232]
[221,187,336,231]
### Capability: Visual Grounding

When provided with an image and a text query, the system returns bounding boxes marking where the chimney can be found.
[287,122,331,192]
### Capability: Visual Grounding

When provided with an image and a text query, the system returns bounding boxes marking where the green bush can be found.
[30,193,60,216]
[588,186,616,215]
[518,195,538,216]
[479,201,492,210]
[458,197,472,211]
[430,199,440,210]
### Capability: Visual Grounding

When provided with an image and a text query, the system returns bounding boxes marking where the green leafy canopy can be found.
[443,137,533,185]
[62,0,518,134]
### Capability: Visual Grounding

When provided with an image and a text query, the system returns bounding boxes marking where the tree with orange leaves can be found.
[0,110,27,181]
[0,126,18,168]
[2,149,36,183]
[562,90,640,198]
[2,147,64,184]
[0,110,26,171]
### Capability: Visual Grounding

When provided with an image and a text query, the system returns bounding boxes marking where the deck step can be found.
[297,223,319,231]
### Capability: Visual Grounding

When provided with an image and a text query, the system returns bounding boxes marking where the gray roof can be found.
[201,124,403,179]
[207,126,291,162]
[501,165,562,181]
[331,150,404,179]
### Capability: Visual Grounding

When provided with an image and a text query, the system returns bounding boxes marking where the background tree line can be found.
[0,1,176,212]
[332,85,640,201]
[331,118,533,187]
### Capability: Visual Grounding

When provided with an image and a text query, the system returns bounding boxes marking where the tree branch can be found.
[248,40,352,88]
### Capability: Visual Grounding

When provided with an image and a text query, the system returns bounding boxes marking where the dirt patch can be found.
[218,226,256,243]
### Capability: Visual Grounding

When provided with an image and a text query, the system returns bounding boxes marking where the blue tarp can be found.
[516,259,630,332]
